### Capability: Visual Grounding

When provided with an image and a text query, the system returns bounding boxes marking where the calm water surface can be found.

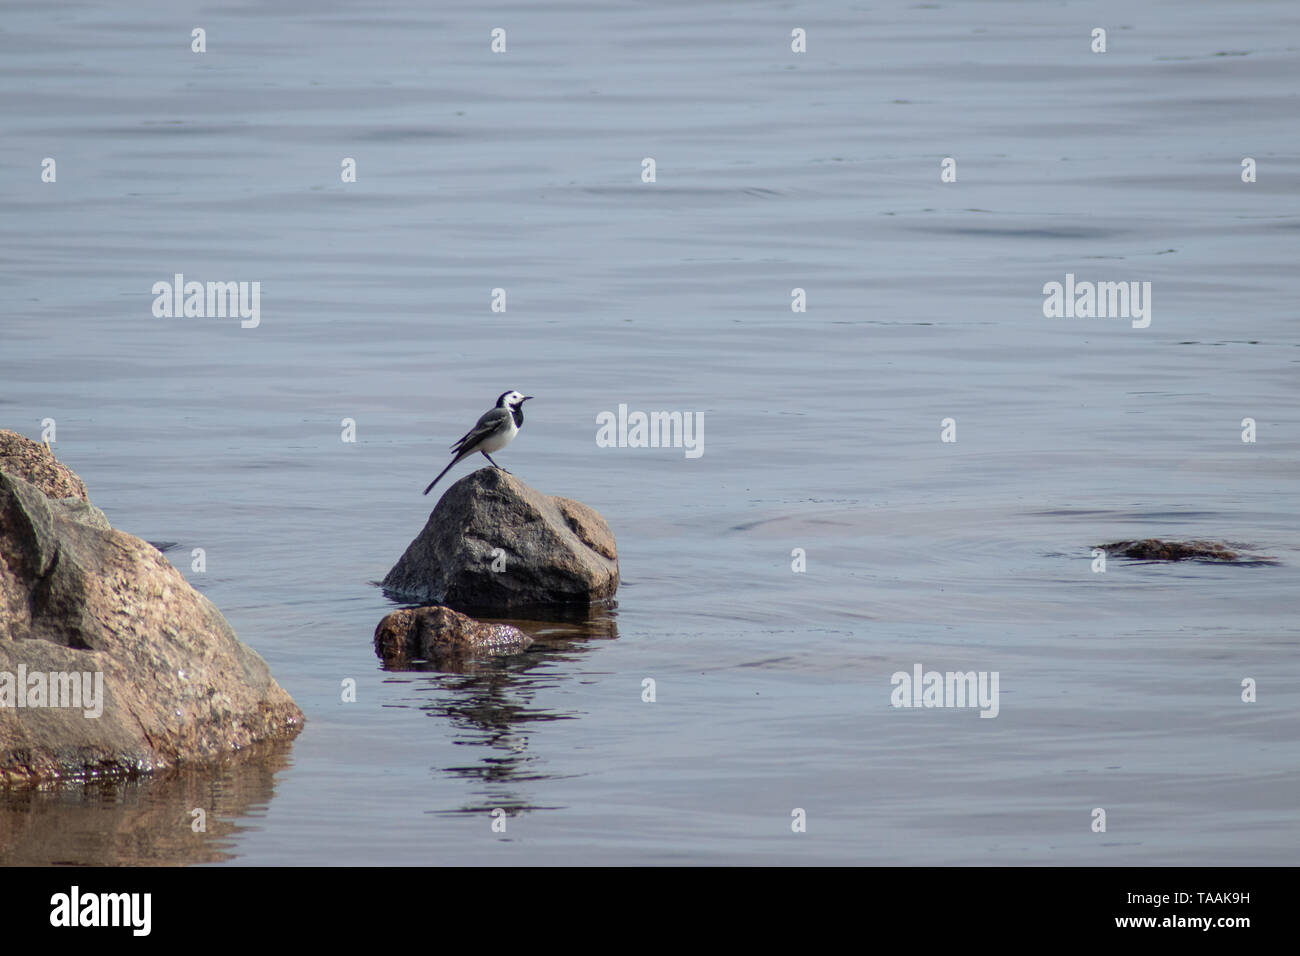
[2,0,1298,864]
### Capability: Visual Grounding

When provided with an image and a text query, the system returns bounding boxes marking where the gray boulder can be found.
[1,458,302,786]
[382,468,618,610]
[374,605,533,670]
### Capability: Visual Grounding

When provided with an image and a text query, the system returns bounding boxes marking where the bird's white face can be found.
[504,390,526,407]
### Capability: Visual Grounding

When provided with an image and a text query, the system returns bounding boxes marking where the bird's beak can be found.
[521,396,534,402]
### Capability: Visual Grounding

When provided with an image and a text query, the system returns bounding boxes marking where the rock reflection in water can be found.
[378,605,618,818]
[0,737,296,866]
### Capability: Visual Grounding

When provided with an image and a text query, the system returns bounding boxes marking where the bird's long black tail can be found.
[423,454,463,495]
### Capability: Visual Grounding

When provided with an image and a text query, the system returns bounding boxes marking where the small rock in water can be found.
[374,605,532,669]
[1098,539,1243,561]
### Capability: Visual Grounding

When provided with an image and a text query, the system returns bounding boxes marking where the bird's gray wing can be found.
[450,407,510,452]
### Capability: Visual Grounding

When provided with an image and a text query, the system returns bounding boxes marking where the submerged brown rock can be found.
[1098,539,1242,561]
[382,468,618,611]
[1,440,302,786]
[374,605,532,669]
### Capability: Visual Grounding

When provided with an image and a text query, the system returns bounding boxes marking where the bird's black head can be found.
[497,390,533,424]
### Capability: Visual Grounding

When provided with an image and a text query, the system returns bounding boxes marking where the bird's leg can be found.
[481,451,510,473]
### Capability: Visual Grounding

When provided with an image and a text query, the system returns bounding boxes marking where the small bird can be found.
[423,390,533,495]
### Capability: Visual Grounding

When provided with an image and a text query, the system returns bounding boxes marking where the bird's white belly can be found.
[477,422,516,453]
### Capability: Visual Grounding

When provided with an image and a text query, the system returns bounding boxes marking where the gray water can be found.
[2,0,1298,865]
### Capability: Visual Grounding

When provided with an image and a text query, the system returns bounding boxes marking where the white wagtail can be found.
[423,390,533,495]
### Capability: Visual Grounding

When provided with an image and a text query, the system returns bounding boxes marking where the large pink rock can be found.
[1,444,302,786]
